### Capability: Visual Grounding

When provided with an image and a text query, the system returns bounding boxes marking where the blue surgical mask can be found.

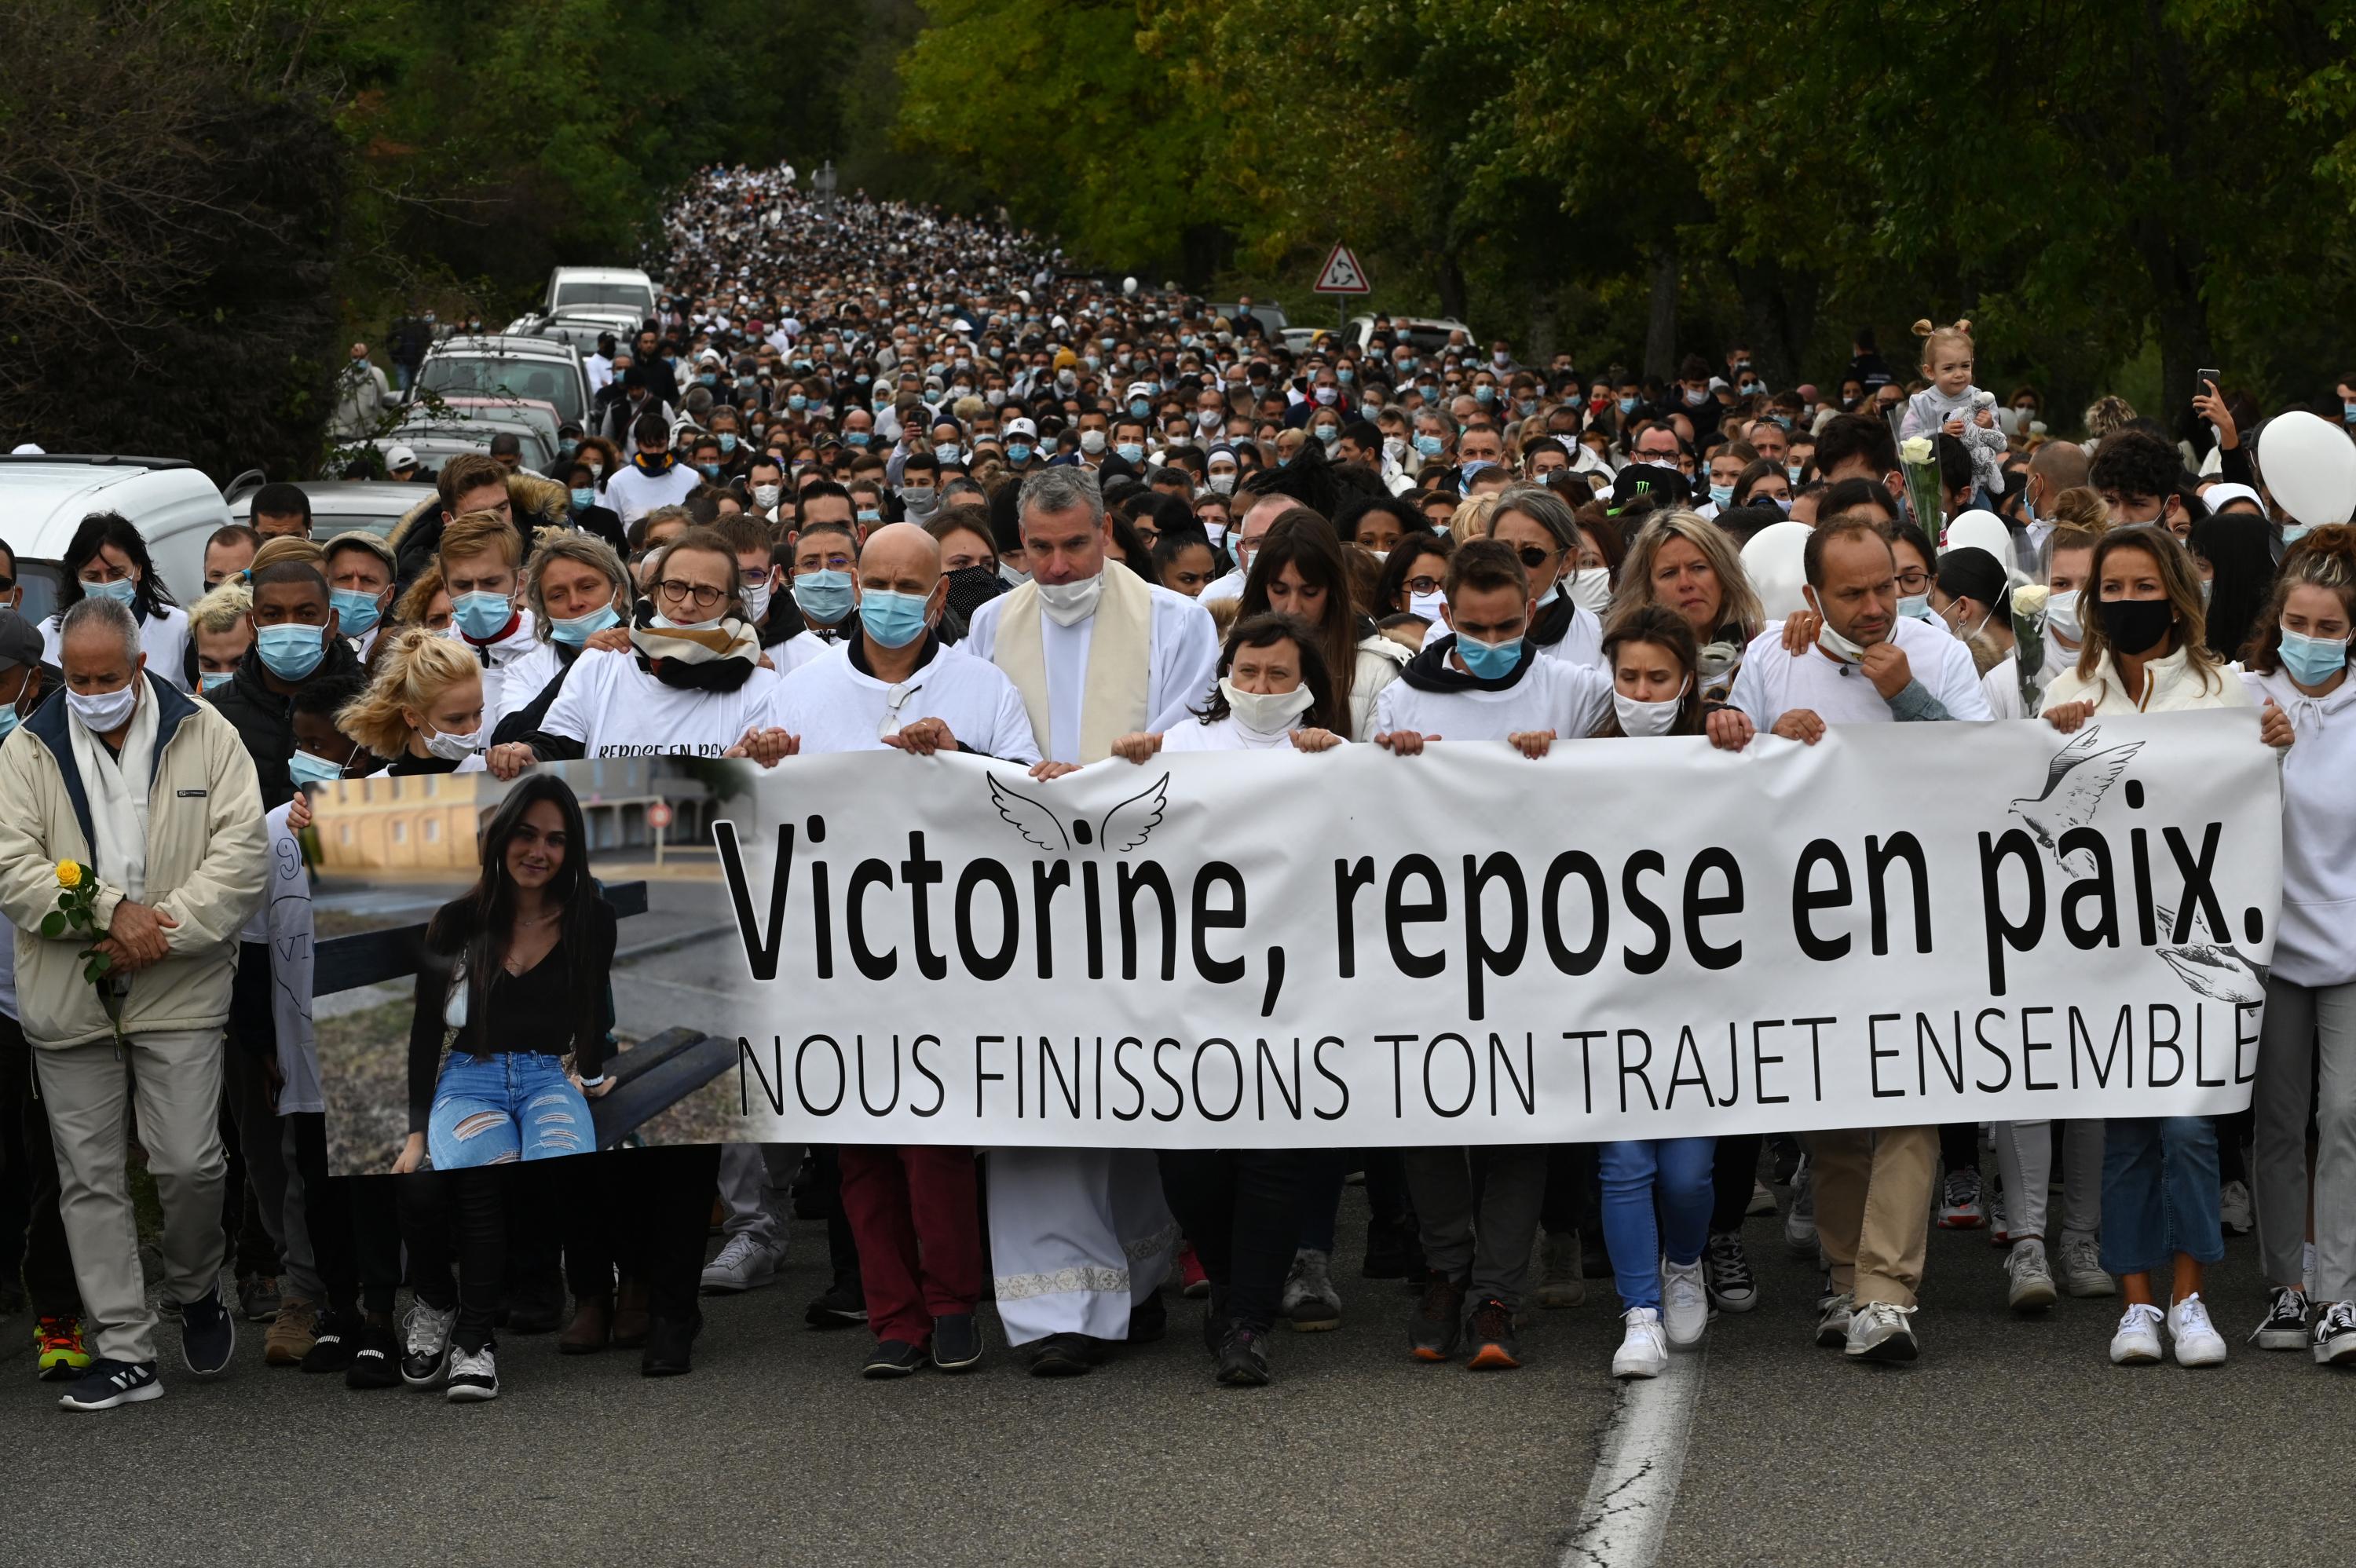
[1116,441,1143,465]
[1787,465,1804,484]
[1618,397,1638,415]
[1459,458,1492,481]
[1128,398,1151,418]
[199,670,233,694]
[1897,593,1933,620]
[287,749,345,787]
[793,568,854,623]
[550,603,620,645]
[699,462,722,480]
[452,590,514,641]
[330,587,385,638]
[699,372,718,386]
[1710,484,1735,506]
[847,430,871,448]
[718,433,738,453]
[788,395,809,411]
[2283,523,2314,547]
[2278,623,2352,685]
[1475,386,1495,404]
[255,622,327,681]
[1455,632,1524,679]
[0,704,17,740]
[570,486,596,511]
[1414,433,1443,459]
[82,577,137,606]
[858,587,933,649]
[1007,442,1033,463]
[2343,400,2356,422]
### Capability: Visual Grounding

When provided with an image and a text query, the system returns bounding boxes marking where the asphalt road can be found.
[5,1173,2348,1568]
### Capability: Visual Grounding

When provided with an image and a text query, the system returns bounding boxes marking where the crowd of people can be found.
[2,161,2354,1410]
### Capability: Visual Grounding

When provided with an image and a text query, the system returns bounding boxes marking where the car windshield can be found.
[554,281,653,314]
[418,356,580,422]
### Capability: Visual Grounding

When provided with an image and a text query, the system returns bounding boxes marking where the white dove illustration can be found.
[2151,903,2266,1005]
[2007,726,2144,877]
[988,772,1169,854]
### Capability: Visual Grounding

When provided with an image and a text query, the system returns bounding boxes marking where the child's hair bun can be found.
[1912,318,1934,337]
[1914,316,1974,338]
[1954,317,1973,335]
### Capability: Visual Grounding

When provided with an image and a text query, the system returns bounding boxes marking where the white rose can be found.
[1899,436,1935,465]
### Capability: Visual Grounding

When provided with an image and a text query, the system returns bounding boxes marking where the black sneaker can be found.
[57,1357,162,1411]
[2313,1301,2356,1365]
[345,1320,401,1390]
[1465,1297,1522,1370]
[931,1313,982,1372]
[299,1311,357,1374]
[1214,1325,1271,1387]
[804,1278,868,1329]
[400,1301,457,1387]
[1125,1292,1167,1345]
[1026,1332,1100,1378]
[862,1339,927,1379]
[2252,1285,2310,1351]
[444,1343,498,1402]
[179,1286,234,1377]
[1409,1272,1467,1362]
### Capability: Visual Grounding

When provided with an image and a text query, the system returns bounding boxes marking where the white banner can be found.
[715,711,2278,1148]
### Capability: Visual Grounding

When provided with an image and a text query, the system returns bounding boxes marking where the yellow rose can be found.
[54,861,81,889]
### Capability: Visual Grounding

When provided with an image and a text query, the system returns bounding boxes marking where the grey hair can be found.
[522,532,631,641]
[59,595,141,665]
[1018,465,1104,531]
[1487,484,1581,552]
[1415,406,1459,438]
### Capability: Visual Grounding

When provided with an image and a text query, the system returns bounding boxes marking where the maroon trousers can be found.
[837,1145,983,1347]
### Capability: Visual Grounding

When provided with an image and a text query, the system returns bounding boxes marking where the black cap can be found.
[0,610,42,672]
[1610,463,1692,510]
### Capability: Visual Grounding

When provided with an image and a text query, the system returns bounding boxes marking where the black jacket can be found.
[206,636,368,811]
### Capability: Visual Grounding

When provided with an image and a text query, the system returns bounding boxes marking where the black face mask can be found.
[2096,595,2175,656]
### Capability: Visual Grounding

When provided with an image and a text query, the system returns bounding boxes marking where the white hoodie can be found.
[2241,666,2356,986]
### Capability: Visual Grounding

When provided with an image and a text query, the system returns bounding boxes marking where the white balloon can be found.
[1942,509,2024,587]
[1122,276,1139,297]
[1741,521,1815,622]
[2255,410,2356,527]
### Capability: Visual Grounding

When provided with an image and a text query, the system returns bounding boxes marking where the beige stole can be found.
[993,561,1154,762]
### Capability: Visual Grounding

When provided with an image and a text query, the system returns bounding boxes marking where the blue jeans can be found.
[1598,1137,1715,1311]
[426,1053,592,1169]
[2098,1116,2223,1277]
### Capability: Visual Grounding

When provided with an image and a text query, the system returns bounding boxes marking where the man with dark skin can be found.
[205,561,364,810]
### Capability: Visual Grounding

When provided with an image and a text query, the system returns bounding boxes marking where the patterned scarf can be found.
[627,599,759,692]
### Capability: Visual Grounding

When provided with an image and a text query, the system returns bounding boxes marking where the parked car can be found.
[543,266,657,323]
[505,306,642,358]
[1348,314,1477,357]
[360,419,555,477]
[225,478,425,543]
[0,455,232,616]
[412,334,590,428]
[430,396,565,451]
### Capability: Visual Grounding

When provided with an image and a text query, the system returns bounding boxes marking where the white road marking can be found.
[1560,1344,1707,1568]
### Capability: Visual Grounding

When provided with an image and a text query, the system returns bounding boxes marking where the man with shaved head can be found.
[2021,440,2090,571]
[767,522,1036,1379]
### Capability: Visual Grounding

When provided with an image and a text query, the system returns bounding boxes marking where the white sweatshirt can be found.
[2241,667,2356,986]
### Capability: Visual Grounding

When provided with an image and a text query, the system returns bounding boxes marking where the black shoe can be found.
[1126,1292,1167,1345]
[1026,1332,1100,1377]
[503,1295,562,1336]
[1215,1325,1272,1386]
[640,1313,702,1376]
[343,1320,401,1390]
[931,1313,982,1372]
[1580,1233,1613,1280]
[179,1286,234,1377]
[1464,1297,1522,1370]
[1202,1286,1228,1356]
[298,1311,357,1374]
[57,1357,162,1411]
[804,1278,868,1329]
[1408,1272,1467,1362]
[862,1339,927,1378]
[1361,1219,1421,1280]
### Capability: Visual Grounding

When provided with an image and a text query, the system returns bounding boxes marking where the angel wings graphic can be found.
[988,773,1169,855]
[2008,725,2144,879]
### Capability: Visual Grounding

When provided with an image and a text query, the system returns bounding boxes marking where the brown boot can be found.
[611,1277,652,1348]
[264,1298,319,1366]
[559,1293,613,1355]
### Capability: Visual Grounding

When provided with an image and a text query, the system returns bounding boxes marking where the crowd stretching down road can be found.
[4,161,2356,1427]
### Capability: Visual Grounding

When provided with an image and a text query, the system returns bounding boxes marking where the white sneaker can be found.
[1842,1299,1918,1361]
[2005,1237,2058,1312]
[1987,1183,2010,1248]
[1937,1168,1985,1230]
[444,1344,499,1402]
[399,1301,459,1387]
[2109,1303,2164,1365]
[1661,1255,1710,1347]
[699,1233,780,1294]
[2168,1295,2227,1367]
[2219,1180,2255,1236]
[1783,1158,1818,1259]
[1747,1179,1777,1217]
[2058,1234,2114,1297]
[1612,1308,1669,1380]
[1813,1289,1854,1348]
[1281,1248,1342,1331]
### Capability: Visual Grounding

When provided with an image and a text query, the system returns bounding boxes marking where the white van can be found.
[0,455,231,620]
[543,267,657,324]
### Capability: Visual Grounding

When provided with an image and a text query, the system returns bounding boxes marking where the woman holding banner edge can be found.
[2041,522,2292,1368]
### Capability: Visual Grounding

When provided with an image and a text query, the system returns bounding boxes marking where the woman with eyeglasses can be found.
[486,526,795,777]
[1375,532,1455,625]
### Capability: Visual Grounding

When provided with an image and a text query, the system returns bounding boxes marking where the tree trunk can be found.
[1725,257,1817,395]
[1526,283,1559,364]
[1435,249,1469,325]
[1644,241,1678,380]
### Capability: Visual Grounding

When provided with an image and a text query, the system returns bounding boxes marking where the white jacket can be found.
[2040,645,2252,717]
[2241,667,2356,985]
[1348,633,1409,741]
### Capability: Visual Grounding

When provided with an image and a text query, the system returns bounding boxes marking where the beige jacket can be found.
[0,674,266,1047]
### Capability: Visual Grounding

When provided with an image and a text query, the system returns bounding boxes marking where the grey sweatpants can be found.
[1990,1120,2104,1241]
[1404,1145,1547,1310]
[715,1142,801,1251]
[2253,975,2356,1301]
[37,1028,229,1364]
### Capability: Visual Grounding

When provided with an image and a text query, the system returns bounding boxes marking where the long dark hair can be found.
[57,512,177,623]
[2187,510,2275,660]
[1194,612,1336,729]
[424,773,605,1060]
[1239,508,1356,733]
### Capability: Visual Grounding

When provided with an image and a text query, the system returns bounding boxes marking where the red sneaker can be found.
[1177,1243,1210,1299]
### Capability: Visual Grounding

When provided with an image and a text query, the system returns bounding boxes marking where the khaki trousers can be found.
[1807,1125,1937,1308]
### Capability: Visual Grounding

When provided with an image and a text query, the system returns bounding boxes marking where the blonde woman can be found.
[337,628,486,777]
[395,565,453,635]
[1608,511,1766,705]
[1447,492,1499,546]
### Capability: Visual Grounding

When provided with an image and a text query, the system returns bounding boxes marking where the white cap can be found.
[1125,381,1158,400]
[386,444,418,470]
[1003,417,1037,439]
[2203,482,2263,514]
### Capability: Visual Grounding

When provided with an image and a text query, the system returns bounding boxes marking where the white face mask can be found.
[2044,587,2082,641]
[1036,574,1104,627]
[752,484,782,510]
[1208,471,1236,495]
[1220,678,1315,735]
[423,722,483,762]
[67,681,138,734]
[1567,567,1612,616]
[1408,587,1447,623]
[1612,678,1688,737]
[1813,606,1867,663]
[743,577,773,622]
[1203,521,1228,547]
[1079,429,1107,455]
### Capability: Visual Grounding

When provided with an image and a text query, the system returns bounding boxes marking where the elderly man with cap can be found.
[0,597,267,1410]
